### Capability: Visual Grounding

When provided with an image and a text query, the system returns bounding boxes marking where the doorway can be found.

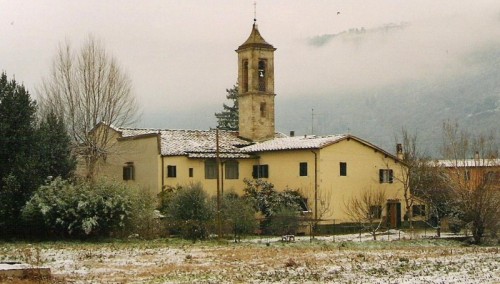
[386,200,401,228]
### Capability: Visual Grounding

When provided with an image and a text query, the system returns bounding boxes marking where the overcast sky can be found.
[2,1,500,130]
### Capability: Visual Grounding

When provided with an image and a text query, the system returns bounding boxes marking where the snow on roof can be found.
[242,134,347,152]
[117,127,253,158]
[159,129,251,157]
[434,158,500,168]
[119,127,159,137]
[115,127,398,160]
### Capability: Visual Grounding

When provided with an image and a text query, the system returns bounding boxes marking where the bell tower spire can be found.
[236,19,276,141]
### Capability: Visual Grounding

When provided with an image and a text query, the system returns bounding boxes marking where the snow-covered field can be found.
[0,232,498,283]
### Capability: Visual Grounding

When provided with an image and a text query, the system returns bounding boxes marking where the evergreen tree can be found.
[37,111,76,180]
[0,72,39,236]
[215,85,239,131]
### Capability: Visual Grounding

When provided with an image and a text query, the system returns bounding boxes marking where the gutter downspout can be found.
[216,128,222,239]
[158,132,164,191]
[161,156,164,190]
[311,150,318,222]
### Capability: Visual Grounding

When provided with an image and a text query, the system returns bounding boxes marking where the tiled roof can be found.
[237,24,275,50]
[117,127,254,158]
[159,129,251,157]
[242,135,347,152]
[434,158,500,168]
[114,126,399,161]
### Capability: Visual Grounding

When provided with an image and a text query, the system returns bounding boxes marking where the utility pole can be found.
[216,127,222,239]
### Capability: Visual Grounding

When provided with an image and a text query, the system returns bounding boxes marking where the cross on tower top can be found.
[253,1,257,23]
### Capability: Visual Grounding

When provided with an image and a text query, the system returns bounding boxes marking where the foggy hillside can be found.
[277,44,500,157]
[143,44,499,158]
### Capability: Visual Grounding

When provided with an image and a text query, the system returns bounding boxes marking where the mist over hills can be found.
[277,44,500,157]
[143,44,499,158]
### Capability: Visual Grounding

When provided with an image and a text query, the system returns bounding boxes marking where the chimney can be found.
[396,143,404,160]
[290,131,295,137]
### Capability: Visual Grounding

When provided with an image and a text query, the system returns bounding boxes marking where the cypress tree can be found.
[215,85,239,131]
[37,111,76,180]
[0,72,39,236]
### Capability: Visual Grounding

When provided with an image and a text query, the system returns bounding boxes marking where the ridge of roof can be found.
[242,134,348,152]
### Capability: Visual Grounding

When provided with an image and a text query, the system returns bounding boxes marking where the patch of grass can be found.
[0,237,498,283]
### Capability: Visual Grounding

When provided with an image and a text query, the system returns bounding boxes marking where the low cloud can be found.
[308,22,410,47]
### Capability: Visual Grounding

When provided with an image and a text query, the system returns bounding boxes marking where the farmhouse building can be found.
[91,22,408,226]
[433,157,500,192]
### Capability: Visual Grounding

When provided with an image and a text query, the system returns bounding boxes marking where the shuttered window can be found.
[379,169,393,183]
[123,163,134,180]
[252,165,269,178]
[205,160,217,179]
[225,160,239,179]
[167,165,177,178]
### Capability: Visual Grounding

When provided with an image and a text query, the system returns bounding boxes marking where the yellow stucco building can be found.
[93,22,409,227]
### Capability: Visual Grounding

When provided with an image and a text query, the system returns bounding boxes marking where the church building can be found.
[92,21,408,227]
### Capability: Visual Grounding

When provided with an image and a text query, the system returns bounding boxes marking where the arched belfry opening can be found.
[242,59,249,92]
[236,23,276,142]
[258,59,266,92]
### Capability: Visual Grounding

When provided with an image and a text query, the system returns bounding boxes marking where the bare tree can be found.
[300,186,332,240]
[393,130,417,233]
[411,160,452,236]
[440,120,500,243]
[38,35,139,179]
[344,188,387,240]
[394,129,441,236]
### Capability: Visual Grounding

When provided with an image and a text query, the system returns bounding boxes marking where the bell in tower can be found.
[236,22,276,142]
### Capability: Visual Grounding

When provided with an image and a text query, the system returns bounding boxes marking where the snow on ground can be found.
[0,232,498,283]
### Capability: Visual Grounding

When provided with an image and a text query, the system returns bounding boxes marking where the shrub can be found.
[22,178,154,239]
[267,206,300,236]
[163,183,214,241]
[243,179,303,235]
[157,185,182,214]
[448,214,465,235]
[220,192,258,241]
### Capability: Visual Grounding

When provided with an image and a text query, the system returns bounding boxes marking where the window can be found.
[242,60,249,92]
[123,162,134,181]
[252,164,269,178]
[167,165,177,178]
[412,205,426,217]
[299,198,309,212]
[379,169,393,183]
[205,159,217,179]
[258,59,266,91]
[299,162,308,176]
[189,168,194,178]
[225,160,239,179]
[370,205,382,219]
[260,102,267,117]
[340,162,347,176]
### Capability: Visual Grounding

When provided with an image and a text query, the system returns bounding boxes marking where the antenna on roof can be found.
[311,108,314,135]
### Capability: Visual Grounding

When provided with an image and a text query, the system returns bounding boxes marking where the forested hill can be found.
[276,45,500,157]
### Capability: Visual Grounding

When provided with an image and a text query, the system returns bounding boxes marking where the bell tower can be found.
[236,21,276,141]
